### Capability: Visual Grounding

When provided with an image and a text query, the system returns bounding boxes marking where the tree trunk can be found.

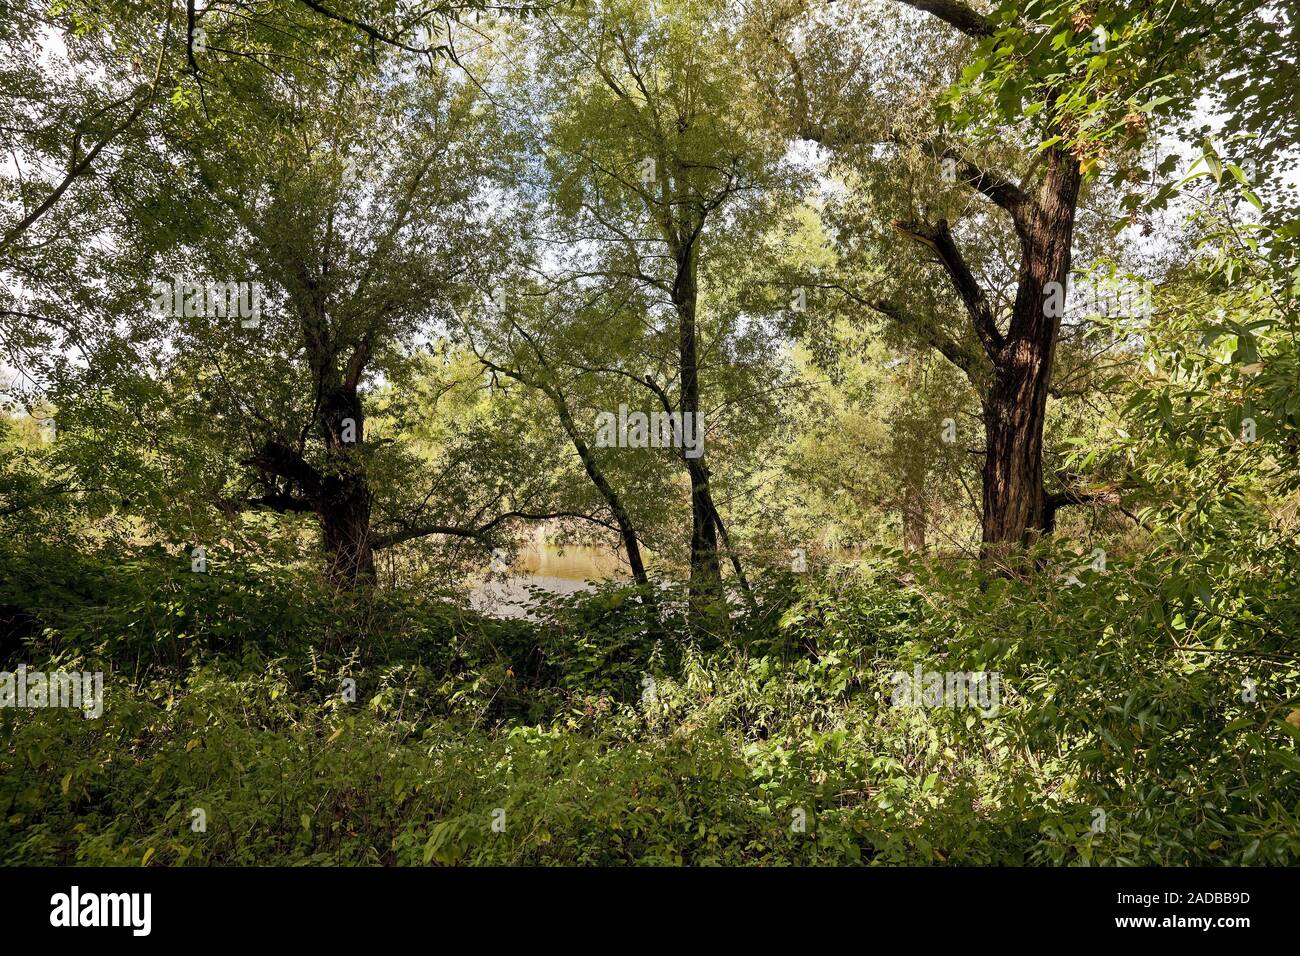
[980,369,1048,548]
[549,389,651,587]
[317,385,375,588]
[674,247,723,608]
[686,457,722,588]
[318,470,374,587]
[981,148,1081,551]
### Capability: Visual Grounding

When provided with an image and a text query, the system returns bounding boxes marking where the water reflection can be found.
[469,542,627,618]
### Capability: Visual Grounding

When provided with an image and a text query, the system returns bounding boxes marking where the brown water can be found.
[469,542,628,618]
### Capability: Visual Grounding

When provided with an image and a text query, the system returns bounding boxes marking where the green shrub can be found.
[2,540,1296,866]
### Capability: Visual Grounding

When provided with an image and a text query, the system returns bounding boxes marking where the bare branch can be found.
[888,0,995,38]
[372,510,616,550]
[890,218,1004,360]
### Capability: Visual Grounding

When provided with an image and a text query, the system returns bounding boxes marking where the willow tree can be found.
[750,0,1264,553]
[3,1,577,587]
[62,12,554,588]
[533,0,793,609]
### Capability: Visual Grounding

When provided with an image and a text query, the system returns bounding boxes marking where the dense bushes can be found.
[1,540,1297,866]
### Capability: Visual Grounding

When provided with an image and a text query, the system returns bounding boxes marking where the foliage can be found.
[2,536,1296,866]
[2,0,1297,868]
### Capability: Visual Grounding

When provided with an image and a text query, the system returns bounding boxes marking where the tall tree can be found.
[534,0,792,609]
[749,0,1261,554]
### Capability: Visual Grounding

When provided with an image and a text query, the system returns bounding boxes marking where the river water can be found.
[468,542,628,618]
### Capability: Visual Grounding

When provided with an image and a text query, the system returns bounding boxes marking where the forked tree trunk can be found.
[981,149,1081,551]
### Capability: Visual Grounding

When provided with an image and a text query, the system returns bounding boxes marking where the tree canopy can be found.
[1,0,1298,871]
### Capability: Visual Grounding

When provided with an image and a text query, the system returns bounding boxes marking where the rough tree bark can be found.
[316,382,375,587]
[781,0,1091,553]
[978,149,1081,549]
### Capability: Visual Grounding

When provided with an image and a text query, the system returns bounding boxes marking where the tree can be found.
[533,0,795,610]
[748,0,1269,555]
[460,291,660,587]
[27,18,553,589]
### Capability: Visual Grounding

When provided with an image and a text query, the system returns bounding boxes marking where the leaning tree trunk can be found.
[981,149,1081,551]
[548,388,651,586]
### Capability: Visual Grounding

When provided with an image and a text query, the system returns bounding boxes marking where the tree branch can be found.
[867,296,986,382]
[937,145,1029,227]
[372,510,616,550]
[890,217,1004,360]
[243,440,323,500]
[0,8,173,259]
[215,489,317,516]
[888,0,995,38]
